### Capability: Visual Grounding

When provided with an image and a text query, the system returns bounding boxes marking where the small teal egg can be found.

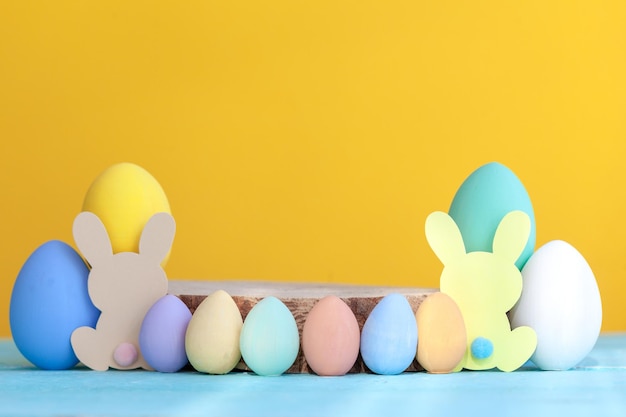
[360,293,417,375]
[140,295,192,373]
[449,162,536,269]
[239,297,299,376]
[9,240,100,369]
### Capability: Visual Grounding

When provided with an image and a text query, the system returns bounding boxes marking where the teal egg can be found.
[239,297,299,376]
[449,162,536,269]
[360,293,417,375]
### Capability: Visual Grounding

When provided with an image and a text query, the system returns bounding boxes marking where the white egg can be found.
[509,240,602,370]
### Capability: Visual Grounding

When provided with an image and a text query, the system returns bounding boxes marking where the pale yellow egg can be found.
[185,290,243,374]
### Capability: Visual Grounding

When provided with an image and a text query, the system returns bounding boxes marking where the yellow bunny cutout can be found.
[425,210,537,372]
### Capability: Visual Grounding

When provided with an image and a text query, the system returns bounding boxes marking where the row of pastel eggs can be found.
[151,290,430,376]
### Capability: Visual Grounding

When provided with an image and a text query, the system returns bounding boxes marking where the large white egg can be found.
[509,240,602,370]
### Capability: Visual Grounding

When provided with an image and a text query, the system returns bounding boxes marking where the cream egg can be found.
[185,290,243,374]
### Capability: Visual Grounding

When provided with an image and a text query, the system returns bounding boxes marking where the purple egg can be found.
[139,295,191,372]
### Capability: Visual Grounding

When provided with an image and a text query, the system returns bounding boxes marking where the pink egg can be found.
[302,295,360,376]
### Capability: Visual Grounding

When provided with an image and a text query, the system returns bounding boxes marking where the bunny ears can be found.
[425,210,531,265]
[73,211,176,266]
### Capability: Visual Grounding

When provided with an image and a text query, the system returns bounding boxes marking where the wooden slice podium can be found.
[169,280,436,374]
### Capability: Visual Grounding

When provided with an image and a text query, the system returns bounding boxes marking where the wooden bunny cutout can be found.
[71,211,174,371]
[425,210,537,372]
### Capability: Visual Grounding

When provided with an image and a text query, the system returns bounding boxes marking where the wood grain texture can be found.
[169,280,436,374]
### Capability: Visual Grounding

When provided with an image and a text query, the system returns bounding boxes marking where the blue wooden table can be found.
[1,334,625,417]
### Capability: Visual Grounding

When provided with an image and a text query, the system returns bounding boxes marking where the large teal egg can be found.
[9,240,100,369]
[448,162,536,269]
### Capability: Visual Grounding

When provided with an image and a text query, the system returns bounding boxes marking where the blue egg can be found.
[360,293,417,375]
[448,162,536,269]
[140,295,191,373]
[239,297,299,376]
[9,240,100,369]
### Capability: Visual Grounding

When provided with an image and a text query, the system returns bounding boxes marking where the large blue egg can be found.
[360,293,417,375]
[9,240,100,370]
[448,162,536,269]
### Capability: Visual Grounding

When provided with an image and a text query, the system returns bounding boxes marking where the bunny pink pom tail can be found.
[113,343,138,367]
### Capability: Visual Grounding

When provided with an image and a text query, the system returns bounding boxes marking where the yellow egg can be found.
[185,290,243,374]
[415,292,467,374]
[82,162,171,262]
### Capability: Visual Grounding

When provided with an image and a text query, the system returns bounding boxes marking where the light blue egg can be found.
[9,240,100,370]
[239,296,299,376]
[360,293,417,375]
[449,162,536,269]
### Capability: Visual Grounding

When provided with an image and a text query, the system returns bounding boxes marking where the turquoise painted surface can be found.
[1,335,626,417]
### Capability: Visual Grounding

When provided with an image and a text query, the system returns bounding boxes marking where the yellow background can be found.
[1,1,625,337]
